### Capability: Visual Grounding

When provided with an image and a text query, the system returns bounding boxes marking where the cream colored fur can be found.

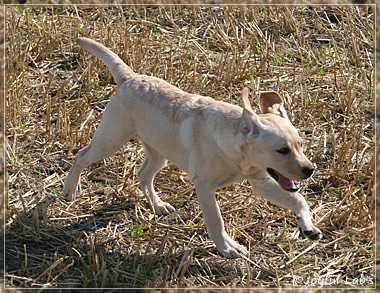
[63,37,322,258]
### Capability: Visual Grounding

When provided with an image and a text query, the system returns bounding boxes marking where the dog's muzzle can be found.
[267,168,302,192]
[267,165,314,192]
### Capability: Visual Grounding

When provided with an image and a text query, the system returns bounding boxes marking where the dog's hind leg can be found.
[138,143,175,215]
[63,96,135,201]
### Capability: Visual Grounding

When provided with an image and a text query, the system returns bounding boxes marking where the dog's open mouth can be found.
[267,168,300,192]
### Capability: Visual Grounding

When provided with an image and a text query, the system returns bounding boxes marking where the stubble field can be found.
[4,4,375,290]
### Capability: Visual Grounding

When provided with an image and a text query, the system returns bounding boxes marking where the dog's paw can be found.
[154,201,175,216]
[299,226,322,240]
[296,215,322,240]
[215,236,248,259]
[63,175,79,202]
[62,186,75,201]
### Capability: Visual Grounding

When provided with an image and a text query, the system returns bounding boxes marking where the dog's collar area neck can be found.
[267,168,300,192]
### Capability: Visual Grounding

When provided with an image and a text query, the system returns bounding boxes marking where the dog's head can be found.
[240,88,314,192]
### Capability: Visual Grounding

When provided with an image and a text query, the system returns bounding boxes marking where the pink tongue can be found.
[277,173,299,190]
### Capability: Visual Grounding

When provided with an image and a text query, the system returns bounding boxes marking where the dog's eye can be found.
[277,147,290,155]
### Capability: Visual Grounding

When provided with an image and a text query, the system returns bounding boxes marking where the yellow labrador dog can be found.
[64,37,322,258]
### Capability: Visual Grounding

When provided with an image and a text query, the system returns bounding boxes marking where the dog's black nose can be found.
[302,166,314,178]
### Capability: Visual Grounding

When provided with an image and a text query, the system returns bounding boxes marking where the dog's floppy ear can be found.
[240,87,262,139]
[259,91,288,119]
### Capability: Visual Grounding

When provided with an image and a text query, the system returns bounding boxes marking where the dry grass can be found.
[4,4,375,290]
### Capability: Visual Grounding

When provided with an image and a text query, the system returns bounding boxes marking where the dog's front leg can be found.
[248,177,322,240]
[194,180,248,258]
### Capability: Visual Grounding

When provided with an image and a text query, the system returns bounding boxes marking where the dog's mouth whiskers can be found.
[267,168,300,192]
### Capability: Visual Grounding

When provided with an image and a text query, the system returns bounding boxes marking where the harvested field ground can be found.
[4,4,375,290]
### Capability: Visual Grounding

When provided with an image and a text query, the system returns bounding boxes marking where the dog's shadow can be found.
[5,193,274,288]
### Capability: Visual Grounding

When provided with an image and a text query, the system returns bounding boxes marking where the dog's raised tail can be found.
[76,37,135,85]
